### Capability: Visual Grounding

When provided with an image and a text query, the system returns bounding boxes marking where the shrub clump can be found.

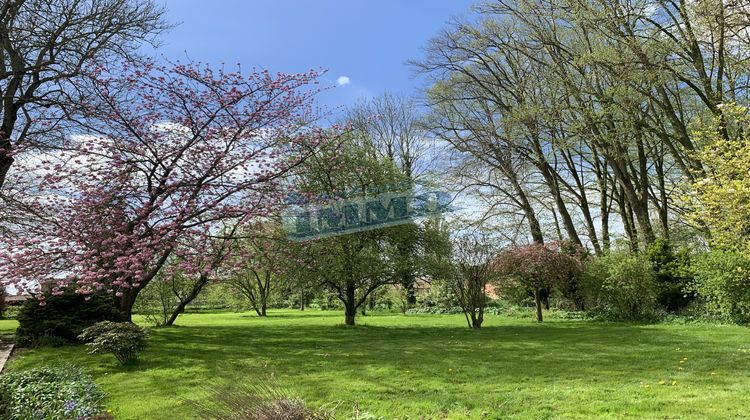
[689,250,750,323]
[0,365,105,420]
[583,252,658,320]
[79,321,148,365]
[15,289,121,347]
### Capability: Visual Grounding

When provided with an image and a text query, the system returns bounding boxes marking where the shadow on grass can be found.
[141,320,733,381]
[7,313,749,419]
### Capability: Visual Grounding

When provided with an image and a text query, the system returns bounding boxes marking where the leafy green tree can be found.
[290,135,417,325]
[689,251,750,323]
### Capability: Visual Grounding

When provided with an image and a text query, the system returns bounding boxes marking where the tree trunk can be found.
[259,272,270,317]
[600,184,611,253]
[114,288,140,322]
[166,300,189,326]
[608,152,655,246]
[594,151,611,253]
[509,173,545,244]
[545,170,583,247]
[0,151,13,191]
[615,184,639,253]
[534,288,544,322]
[344,283,356,325]
[299,289,305,311]
[472,311,483,329]
[166,274,210,326]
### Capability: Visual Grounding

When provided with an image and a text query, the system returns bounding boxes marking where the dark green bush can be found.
[553,242,590,311]
[0,365,105,419]
[15,289,121,347]
[645,238,694,312]
[689,250,750,323]
[79,321,148,365]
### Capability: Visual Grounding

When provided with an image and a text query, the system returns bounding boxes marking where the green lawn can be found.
[3,310,750,419]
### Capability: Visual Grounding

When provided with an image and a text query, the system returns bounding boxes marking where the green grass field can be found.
[3,310,750,419]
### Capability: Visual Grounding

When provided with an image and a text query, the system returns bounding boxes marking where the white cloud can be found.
[336,75,351,86]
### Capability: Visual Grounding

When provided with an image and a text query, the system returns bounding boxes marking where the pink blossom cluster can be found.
[0,61,331,303]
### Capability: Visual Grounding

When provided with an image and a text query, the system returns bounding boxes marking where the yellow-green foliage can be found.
[690,104,750,253]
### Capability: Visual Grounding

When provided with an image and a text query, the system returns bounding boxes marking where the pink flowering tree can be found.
[0,61,331,320]
[494,242,582,322]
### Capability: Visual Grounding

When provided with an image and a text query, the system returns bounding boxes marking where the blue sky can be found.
[156,0,475,113]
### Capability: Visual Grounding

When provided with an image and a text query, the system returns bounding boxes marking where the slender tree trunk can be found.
[635,136,656,244]
[594,151,611,253]
[344,283,356,326]
[615,184,638,253]
[532,147,582,246]
[533,288,544,322]
[547,173,583,247]
[509,172,545,244]
[551,207,563,241]
[166,274,210,326]
[608,153,655,246]
[299,289,305,311]
[654,149,670,238]
[260,272,270,317]
[166,300,189,326]
[600,182,611,253]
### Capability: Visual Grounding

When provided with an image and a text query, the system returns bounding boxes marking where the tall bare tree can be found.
[348,93,430,180]
[415,0,750,251]
[0,0,169,190]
